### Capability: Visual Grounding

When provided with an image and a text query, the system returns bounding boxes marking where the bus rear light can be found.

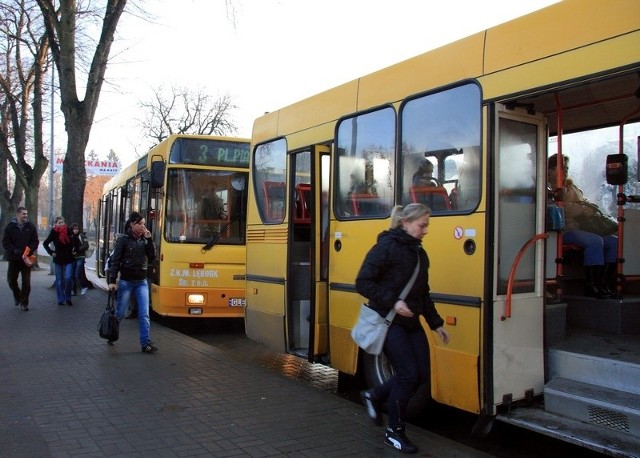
[190,262,204,269]
[187,294,206,305]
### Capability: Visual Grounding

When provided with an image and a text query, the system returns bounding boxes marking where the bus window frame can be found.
[398,80,483,215]
[334,104,397,220]
[252,138,288,225]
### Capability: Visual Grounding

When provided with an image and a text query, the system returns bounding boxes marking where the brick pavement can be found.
[0,260,492,457]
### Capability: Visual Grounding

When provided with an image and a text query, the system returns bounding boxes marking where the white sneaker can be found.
[81,287,88,295]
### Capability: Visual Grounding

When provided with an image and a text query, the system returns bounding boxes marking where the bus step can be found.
[498,406,640,457]
[544,377,640,439]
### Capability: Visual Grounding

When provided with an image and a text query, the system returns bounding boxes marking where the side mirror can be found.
[150,161,165,189]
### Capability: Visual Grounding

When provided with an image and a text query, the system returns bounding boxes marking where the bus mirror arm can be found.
[201,213,242,252]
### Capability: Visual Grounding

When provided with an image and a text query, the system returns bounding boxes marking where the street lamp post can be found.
[49,70,55,275]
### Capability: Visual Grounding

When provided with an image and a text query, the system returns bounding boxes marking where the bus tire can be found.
[361,351,431,419]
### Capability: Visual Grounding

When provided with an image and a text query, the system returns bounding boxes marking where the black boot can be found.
[594,265,613,298]
[584,266,610,299]
[385,424,418,454]
[603,262,617,297]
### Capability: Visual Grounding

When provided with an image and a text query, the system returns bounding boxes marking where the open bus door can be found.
[96,194,112,278]
[491,104,548,413]
[287,145,331,361]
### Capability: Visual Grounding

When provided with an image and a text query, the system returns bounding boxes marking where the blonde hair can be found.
[389,203,431,229]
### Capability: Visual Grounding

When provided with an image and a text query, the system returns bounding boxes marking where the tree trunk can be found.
[61,114,90,226]
[37,0,128,228]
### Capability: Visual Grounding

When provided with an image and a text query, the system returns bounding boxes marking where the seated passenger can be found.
[200,189,226,237]
[412,160,437,187]
[548,154,617,298]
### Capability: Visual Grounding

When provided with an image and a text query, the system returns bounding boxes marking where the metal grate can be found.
[588,406,630,432]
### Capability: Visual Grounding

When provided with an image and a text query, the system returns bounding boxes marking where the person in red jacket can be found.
[43,216,75,306]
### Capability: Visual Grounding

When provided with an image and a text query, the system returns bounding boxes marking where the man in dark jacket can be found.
[2,207,39,311]
[107,211,158,353]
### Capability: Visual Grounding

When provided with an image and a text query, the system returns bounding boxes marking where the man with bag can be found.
[107,211,158,353]
[2,207,39,311]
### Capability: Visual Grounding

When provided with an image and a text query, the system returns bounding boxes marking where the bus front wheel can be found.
[361,351,431,419]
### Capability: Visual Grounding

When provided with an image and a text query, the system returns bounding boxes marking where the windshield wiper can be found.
[200,213,242,252]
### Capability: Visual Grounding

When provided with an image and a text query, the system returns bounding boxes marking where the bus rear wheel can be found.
[361,351,431,419]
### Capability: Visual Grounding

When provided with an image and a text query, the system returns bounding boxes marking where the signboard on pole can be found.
[54,157,120,176]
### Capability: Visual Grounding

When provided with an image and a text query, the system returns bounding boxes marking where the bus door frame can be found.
[286,145,331,361]
[97,194,111,277]
[492,103,548,407]
[310,146,331,361]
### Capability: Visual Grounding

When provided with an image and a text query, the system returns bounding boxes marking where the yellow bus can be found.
[244,0,640,453]
[98,134,250,318]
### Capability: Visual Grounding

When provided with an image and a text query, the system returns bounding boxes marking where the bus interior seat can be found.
[348,193,382,216]
[263,180,286,221]
[294,183,311,224]
[409,186,452,211]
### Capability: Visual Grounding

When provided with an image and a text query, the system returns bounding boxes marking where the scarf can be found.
[54,224,70,244]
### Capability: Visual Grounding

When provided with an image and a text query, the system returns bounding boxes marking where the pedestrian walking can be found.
[2,207,39,311]
[355,203,450,454]
[43,216,75,306]
[107,211,158,353]
[70,223,90,295]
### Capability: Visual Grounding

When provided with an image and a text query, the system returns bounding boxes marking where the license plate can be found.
[228,298,246,307]
[188,307,203,315]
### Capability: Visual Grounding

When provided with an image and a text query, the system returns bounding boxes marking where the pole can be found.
[49,69,55,275]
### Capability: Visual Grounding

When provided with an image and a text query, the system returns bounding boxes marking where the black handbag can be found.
[577,202,618,236]
[98,291,119,342]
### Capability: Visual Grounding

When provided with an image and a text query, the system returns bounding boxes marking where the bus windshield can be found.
[164,168,248,245]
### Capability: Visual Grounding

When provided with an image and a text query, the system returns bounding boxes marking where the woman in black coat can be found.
[356,203,450,454]
[43,216,75,305]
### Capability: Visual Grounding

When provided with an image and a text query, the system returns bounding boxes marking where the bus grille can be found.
[588,406,630,432]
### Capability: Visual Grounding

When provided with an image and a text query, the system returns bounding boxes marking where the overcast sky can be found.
[71,0,559,163]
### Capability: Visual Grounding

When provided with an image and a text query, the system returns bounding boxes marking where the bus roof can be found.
[252,0,640,143]
[102,134,250,194]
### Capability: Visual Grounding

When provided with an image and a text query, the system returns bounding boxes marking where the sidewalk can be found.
[0,260,492,457]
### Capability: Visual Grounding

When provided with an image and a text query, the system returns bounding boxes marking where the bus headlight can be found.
[187,294,205,305]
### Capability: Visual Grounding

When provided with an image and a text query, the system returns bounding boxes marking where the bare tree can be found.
[139,85,238,146]
[36,0,128,227]
[0,0,50,251]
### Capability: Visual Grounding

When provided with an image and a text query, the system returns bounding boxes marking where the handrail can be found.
[501,232,549,321]
[553,93,566,298]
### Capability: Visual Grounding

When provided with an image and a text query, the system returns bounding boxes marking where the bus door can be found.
[287,145,330,361]
[97,194,111,277]
[493,104,547,408]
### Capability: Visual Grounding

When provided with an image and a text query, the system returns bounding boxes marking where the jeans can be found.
[116,279,151,347]
[372,323,430,427]
[54,262,74,303]
[72,257,86,291]
[7,260,32,306]
[563,230,617,266]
